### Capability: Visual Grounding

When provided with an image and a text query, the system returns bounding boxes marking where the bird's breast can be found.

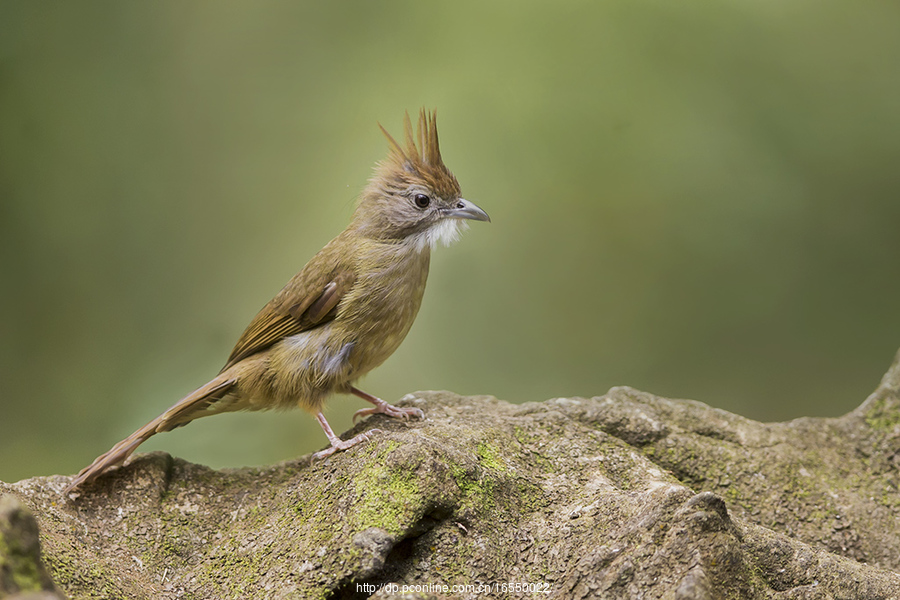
[338,245,431,375]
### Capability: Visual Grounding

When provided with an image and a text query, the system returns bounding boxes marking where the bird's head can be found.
[352,109,490,251]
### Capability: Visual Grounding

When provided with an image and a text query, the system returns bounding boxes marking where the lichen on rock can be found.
[0,495,64,599]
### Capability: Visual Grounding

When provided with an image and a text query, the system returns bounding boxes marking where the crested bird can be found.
[65,109,489,494]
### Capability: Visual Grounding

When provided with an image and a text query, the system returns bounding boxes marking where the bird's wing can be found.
[221,244,357,371]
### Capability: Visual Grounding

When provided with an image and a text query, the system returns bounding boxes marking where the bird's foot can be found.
[312,428,383,461]
[352,397,425,423]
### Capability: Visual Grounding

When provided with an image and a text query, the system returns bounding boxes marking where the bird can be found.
[64,109,489,494]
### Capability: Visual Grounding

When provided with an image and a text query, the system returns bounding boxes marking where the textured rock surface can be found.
[0,495,64,599]
[3,350,900,599]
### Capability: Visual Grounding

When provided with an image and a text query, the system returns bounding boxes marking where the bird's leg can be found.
[351,386,425,423]
[312,411,382,460]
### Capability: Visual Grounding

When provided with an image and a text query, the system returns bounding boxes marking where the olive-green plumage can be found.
[65,110,489,494]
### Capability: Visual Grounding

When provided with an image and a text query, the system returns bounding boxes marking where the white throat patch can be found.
[409,219,469,252]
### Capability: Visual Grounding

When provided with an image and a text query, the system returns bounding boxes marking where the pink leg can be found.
[312,411,382,460]
[351,386,425,423]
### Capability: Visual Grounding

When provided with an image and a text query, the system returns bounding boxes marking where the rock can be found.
[0,496,64,599]
[3,350,900,599]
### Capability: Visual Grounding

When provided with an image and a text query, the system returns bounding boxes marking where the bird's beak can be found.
[445,198,491,223]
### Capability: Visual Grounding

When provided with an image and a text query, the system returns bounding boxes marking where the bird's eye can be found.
[413,194,431,209]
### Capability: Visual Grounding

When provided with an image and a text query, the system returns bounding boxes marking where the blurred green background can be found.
[2,1,899,483]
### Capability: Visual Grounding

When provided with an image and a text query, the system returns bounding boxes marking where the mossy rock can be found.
[3,349,900,599]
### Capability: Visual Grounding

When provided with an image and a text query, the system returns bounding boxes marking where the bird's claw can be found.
[352,403,425,423]
[311,428,383,461]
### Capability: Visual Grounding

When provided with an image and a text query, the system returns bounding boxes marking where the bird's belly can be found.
[262,328,355,410]
[262,298,416,409]
[350,317,412,374]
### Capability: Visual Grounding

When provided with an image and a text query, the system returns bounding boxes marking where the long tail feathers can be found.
[64,377,237,494]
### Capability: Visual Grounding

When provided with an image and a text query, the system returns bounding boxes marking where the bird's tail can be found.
[64,376,237,494]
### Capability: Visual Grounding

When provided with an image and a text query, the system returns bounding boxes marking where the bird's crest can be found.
[376,109,459,197]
